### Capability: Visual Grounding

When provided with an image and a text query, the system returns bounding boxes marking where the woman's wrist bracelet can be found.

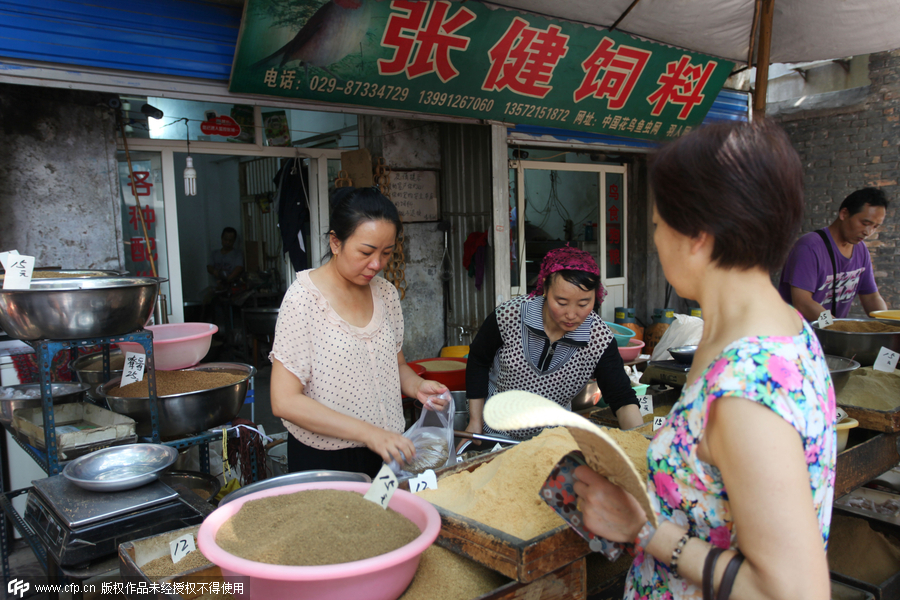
[632,521,657,554]
[669,532,691,577]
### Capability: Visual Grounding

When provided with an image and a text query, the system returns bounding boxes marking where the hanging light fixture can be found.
[184,120,197,196]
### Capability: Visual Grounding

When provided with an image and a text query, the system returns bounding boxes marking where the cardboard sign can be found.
[169,533,197,564]
[409,469,438,492]
[121,352,146,387]
[873,346,899,373]
[363,464,399,509]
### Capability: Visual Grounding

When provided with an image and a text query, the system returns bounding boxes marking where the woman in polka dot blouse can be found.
[463,246,644,443]
[270,187,448,478]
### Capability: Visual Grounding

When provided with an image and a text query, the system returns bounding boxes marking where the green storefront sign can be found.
[230,0,734,141]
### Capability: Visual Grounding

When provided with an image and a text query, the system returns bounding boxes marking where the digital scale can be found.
[640,360,692,388]
[24,474,208,568]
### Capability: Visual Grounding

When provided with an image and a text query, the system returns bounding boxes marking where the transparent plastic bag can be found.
[388,390,455,479]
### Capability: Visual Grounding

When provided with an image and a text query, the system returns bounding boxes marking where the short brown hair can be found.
[649,119,804,272]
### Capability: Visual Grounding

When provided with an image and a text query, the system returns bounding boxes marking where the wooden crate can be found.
[839,404,900,433]
[428,451,590,584]
[830,510,900,600]
[473,557,585,600]
[119,525,213,600]
[834,430,900,499]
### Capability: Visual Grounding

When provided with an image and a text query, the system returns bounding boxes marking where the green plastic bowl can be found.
[604,321,636,347]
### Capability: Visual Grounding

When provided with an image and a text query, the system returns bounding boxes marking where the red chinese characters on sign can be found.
[483,17,569,99]
[647,56,717,119]
[200,115,242,137]
[378,1,476,83]
[609,248,621,266]
[573,37,651,107]
[128,206,156,232]
[608,205,620,223]
[130,237,157,263]
[608,226,621,245]
[127,171,153,197]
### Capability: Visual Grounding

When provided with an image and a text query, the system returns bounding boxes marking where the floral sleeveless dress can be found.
[625,320,836,599]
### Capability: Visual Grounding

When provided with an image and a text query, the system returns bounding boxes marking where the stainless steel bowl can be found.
[825,354,861,395]
[98,362,255,439]
[813,319,900,367]
[669,345,698,364]
[0,276,160,341]
[61,443,178,492]
[0,382,90,427]
[158,470,222,503]
[69,350,126,400]
[218,470,371,505]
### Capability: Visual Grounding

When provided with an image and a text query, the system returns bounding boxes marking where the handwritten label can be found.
[817,311,834,328]
[638,395,653,417]
[363,464,399,509]
[409,469,438,492]
[653,416,666,431]
[389,171,439,222]
[121,352,146,387]
[873,346,899,373]
[169,533,197,564]
[0,251,34,290]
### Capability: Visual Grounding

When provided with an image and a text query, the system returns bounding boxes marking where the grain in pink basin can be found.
[197,481,441,600]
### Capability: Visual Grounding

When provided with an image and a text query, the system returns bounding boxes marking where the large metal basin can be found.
[98,362,255,439]
[0,277,160,341]
[812,319,900,367]
[0,382,89,427]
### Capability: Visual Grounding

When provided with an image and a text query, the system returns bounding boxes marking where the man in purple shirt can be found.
[779,187,890,320]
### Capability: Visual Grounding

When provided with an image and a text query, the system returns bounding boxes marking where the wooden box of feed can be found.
[836,368,900,433]
[414,427,649,585]
[833,429,900,499]
[119,525,217,600]
[397,543,586,600]
[13,402,137,461]
[828,510,900,600]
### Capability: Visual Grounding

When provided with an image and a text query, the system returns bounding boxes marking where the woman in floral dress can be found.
[573,119,835,600]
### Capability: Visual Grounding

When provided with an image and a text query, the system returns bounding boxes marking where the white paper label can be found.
[169,533,197,564]
[0,249,18,270]
[121,352,146,387]
[638,395,653,417]
[653,416,666,431]
[873,346,899,373]
[491,442,504,453]
[818,311,834,328]
[409,469,438,492]
[363,464,399,509]
[1,253,34,290]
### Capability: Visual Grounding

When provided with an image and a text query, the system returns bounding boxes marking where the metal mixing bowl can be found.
[69,349,126,401]
[0,276,161,341]
[0,382,90,427]
[62,443,178,492]
[669,345,698,364]
[98,362,256,439]
[218,470,372,505]
[158,470,222,503]
[825,354,861,395]
[813,319,900,367]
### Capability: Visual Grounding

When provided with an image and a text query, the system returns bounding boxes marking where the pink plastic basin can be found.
[117,323,217,370]
[197,481,441,600]
[618,338,646,362]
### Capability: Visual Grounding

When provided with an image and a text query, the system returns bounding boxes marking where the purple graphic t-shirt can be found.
[779,228,878,318]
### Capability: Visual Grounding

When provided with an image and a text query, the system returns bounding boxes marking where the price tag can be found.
[638,395,653,417]
[1,252,34,290]
[817,311,834,328]
[120,352,146,387]
[409,469,438,492]
[169,533,197,564]
[363,464,399,509]
[653,416,666,431]
[491,443,504,453]
[873,346,899,373]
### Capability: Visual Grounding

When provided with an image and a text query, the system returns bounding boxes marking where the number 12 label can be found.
[169,533,196,564]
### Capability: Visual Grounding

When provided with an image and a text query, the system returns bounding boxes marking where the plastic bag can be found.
[387,390,455,479]
[650,313,704,361]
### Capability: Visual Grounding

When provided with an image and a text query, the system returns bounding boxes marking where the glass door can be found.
[510,160,627,322]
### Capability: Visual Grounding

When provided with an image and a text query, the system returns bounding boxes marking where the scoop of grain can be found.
[215,489,421,566]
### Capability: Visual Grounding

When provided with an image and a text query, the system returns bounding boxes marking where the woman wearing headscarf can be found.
[462,246,644,442]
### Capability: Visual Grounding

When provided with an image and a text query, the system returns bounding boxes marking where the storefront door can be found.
[509,160,627,322]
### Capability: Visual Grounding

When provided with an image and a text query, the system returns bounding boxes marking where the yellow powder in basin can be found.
[416,428,579,540]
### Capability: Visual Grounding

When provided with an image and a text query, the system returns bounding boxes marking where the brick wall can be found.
[775,50,900,317]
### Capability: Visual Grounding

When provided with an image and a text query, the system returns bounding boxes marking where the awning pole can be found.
[752,0,775,118]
